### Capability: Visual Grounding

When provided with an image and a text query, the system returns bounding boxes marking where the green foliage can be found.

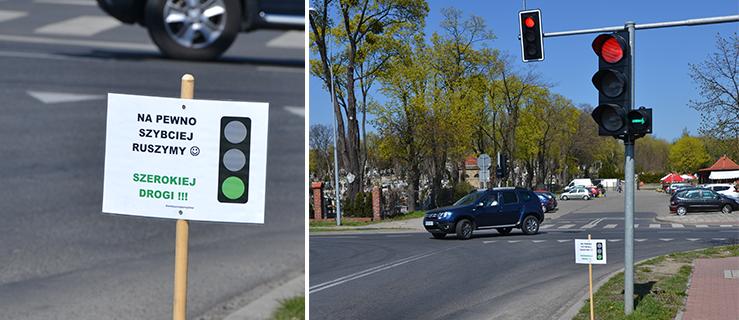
[344,191,374,218]
[639,172,665,184]
[269,295,304,320]
[669,135,711,173]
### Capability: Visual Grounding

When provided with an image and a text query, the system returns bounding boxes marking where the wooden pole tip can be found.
[182,74,194,81]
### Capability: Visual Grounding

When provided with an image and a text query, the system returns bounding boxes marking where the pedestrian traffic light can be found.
[218,116,251,203]
[591,31,630,138]
[496,153,509,178]
[518,9,544,62]
[627,106,652,136]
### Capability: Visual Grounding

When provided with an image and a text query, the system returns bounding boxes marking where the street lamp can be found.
[309,8,341,226]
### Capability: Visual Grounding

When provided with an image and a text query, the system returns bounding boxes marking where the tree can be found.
[669,135,711,174]
[688,33,739,155]
[309,124,334,182]
[309,0,429,202]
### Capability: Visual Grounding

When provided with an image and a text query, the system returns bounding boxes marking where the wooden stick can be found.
[173,74,194,320]
[589,234,594,320]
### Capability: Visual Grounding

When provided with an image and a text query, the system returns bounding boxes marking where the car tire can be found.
[562,195,569,200]
[431,233,446,239]
[496,227,512,235]
[521,215,540,235]
[721,204,732,214]
[145,0,241,60]
[676,206,687,216]
[456,219,473,240]
[584,195,589,200]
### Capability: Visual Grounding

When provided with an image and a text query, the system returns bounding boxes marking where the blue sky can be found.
[308,0,739,142]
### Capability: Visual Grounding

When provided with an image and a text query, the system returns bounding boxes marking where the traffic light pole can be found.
[623,21,636,315]
[531,14,739,316]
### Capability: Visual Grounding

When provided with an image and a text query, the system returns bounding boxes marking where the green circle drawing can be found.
[222,176,245,200]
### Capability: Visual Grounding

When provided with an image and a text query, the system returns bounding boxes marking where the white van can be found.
[564,179,593,192]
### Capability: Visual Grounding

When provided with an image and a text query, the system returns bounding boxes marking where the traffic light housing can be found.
[218,116,251,203]
[496,153,509,178]
[519,9,544,62]
[627,107,652,136]
[591,31,631,138]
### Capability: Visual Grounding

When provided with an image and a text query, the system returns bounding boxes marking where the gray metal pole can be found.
[330,41,341,227]
[623,21,636,315]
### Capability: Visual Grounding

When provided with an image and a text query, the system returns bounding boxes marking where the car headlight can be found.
[438,212,452,219]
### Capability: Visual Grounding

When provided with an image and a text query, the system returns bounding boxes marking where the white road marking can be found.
[27,91,105,104]
[0,10,27,23]
[558,224,575,229]
[672,224,684,228]
[34,0,96,5]
[266,30,304,49]
[0,34,157,51]
[649,224,661,228]
[603,224,618,229]
[35,16,121,37]
[284,106,304,117]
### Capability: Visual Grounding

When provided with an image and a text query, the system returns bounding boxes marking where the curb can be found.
[224,274,305,320]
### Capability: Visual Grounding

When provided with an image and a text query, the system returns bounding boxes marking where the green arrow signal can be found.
[630,118,645,124]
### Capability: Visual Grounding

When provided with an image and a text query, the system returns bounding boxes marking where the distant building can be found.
[697,156,739,184]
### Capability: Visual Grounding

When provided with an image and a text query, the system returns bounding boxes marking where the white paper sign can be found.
[575,239,607,264]
[102,93,268,224]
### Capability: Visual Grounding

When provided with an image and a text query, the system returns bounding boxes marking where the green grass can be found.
[309,211,426,229]
[572,244,739,320]
[269,295,304,320]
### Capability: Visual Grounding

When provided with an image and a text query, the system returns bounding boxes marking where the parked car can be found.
[96,0,304,60]
[669,187,739,215]
[560,187,591,200]
[665,183,692,194]
[536,193,554,213]
[534,191,558,209]
[585,186,599,198]
[423,187,544,240]
[700,184,739,199]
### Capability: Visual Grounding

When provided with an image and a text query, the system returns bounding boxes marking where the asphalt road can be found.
[309,191,739,320]
[0,1,304,319]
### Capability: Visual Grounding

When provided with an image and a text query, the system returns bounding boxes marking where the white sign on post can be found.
[575,239,607,264]
[102,93,268,224]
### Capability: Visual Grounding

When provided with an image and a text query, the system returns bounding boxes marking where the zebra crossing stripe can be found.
[696,225,709,228]
[603,224,617,229]
[659,238,675,241]
[672,224,684,228]
[557,224,575,229]
[686,238,700,241]
[649,224,661,228]
[0,10,28,23]
[35,16,121,37]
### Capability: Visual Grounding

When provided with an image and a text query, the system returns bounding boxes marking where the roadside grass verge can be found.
[269,295,304,320]
[309,211,426,231]
[573,244,739,320]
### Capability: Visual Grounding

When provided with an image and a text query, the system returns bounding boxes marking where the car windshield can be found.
[453,191,485,206]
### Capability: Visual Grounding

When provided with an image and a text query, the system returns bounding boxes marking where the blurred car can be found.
[669,187,739,215]
[560,187,591,200]
[585,186,599,198]
[700,184,739,199]
[97,0,304,60]
[536,193,554,213]
[534,191,558,209]
[423,187,544,239]
[665,183,692,194]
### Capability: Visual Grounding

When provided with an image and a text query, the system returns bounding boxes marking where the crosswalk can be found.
[540,222,737,230]
[482,237,735,244]
[0,7,304,47]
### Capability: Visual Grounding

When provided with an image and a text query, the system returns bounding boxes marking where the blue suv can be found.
[423,187,544,240]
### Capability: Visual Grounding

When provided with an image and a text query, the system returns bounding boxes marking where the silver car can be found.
[560,187,591,200]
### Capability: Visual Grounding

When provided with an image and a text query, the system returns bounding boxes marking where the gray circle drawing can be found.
[223,149,245,172]
[224,121,247,144]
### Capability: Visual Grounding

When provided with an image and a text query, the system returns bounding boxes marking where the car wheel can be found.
[456,219,473,240]
[676,206,687,216]
[431,233,446,239]
[721,204,732,214]
[562,195,569,200]
[145,0,241,60]
[496,227,513,235]
[521,216,540,235]
[584,195,589,200]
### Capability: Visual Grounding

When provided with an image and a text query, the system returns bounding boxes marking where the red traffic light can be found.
[592,34,627,64]
[525,17,535,28]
